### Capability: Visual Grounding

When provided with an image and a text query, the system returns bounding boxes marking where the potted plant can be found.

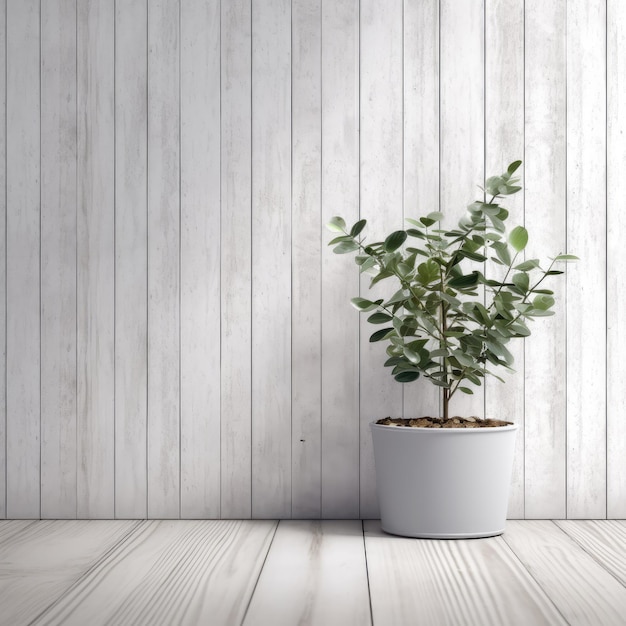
[327,160,576,538]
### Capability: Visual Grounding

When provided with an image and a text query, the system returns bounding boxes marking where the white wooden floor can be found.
[1,520,626,625]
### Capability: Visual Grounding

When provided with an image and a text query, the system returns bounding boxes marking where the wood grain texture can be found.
[180,0,221,519]
[251,0,292,518]
[607,0,626,519]
[359,0,404,520]
[0,520,36,546]
[243,521,371,626]
[0,520,138,625]
[320,0,360,519]
[440,0,485,417]
[147,0,180,519]
[114,0,148,520]
[41,0,78,520]
[566,0,607,520]
[402,0,440,420]
[6,0,41,519]
[504,521,626,624]
[291,0,322,519]
[365,520,566,625]
[77,0,115,519]
[35,521,276,626]
[0,0,6,521]
[484,0,525,519]
[523,0,567,519]
[555,520,626,586]
[220,0,252,520]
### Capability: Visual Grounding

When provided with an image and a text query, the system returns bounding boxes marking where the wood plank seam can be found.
[27,520,144,624]
[500,523,571,624]
[553,521,626,590]
[239,519,280,626]
[360,520,374,625]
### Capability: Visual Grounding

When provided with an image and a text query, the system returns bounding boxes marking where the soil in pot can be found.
[376,416,513,429]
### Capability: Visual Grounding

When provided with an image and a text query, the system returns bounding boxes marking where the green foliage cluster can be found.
[327,161,576,419]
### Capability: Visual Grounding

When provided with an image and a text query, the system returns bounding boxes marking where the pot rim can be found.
[370,420,519,433]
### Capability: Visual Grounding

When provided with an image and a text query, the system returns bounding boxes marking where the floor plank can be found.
[33,520,276,626]
[243,520,371,626]
[503,520,626,625]
[0,520,36,547]
[554,520,626,587]
[364,520,565,626]
[0,520,138,625]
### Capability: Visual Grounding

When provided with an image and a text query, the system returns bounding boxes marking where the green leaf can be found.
[427,211,444,222]
[394,371,420,383]
[507,160,522,175]
[492,241,512,266]
[533,294,555,310]
[420,217,436,227]
[514,259,540,271]
[509,226,528,252]
[459,248,487,263]
[485,176,506,196]
[512,272,529,292]
[383,230,408,252]
[405,218,423,228]
[326,216,346,233]
[417,260,440,285]
[448,272,480,289]
[384,356,403,367]
[403,347,420,364]
[386,288,409,305]
[458,387,474,395]
[350,297,379,311]
[333,241,359,254]
[349,219,367,237]
[554,254,579,261]
[406,228,425,239]
[328,235,354,245]
[430,348,450,358]
[367,312,393,324]
[490,215,506,232]
[370,328,394,342]
[370,270,394,286]
[508,322,531,336]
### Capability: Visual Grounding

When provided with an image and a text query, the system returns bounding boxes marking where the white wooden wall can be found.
[0,0,623,520]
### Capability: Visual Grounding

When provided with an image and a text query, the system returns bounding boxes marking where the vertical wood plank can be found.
[220,0,252,519]
[148,0,180,519]
[320,0,360,518]
[6,0,41,519]
[0,0,6,520]
[524,0,567,519]
[566,0,607,519]
[440,0,485,418]
[41,0,77,519]
[607,0,626,519]
[359,0,404,519]
[402,0,440,420]
[291,0,322,519]
[251,0,291,518]
[115,0,148,519]
[484,0,525,518]
[77,0,115,520]
[180,0,221,519]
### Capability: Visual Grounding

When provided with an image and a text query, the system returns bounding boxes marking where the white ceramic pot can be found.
[370,421,519,539]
